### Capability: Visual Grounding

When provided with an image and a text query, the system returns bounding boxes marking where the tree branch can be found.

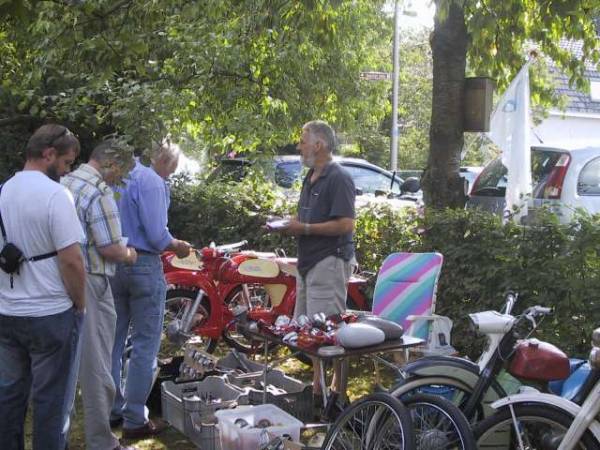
[0,115,36,127]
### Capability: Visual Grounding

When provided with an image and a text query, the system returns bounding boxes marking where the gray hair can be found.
[150,138,181,163]
[303,120,337,153]
[90,139,133,165]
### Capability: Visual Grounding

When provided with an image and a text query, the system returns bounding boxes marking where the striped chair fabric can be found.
[372,252,444,341]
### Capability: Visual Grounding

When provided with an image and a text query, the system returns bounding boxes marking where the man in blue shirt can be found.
[109,141,191,440]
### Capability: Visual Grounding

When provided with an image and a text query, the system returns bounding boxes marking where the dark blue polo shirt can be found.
[297,162,355,277]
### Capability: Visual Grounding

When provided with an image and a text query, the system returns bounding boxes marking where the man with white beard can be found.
[274,120,356,416]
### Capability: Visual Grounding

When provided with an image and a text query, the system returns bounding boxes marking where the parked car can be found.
[460,166,483,195]
[398,167,482,195]
[209,155,421,205]
[467,145,600,222]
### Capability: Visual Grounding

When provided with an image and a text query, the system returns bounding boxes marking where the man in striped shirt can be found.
[62,140,138,450]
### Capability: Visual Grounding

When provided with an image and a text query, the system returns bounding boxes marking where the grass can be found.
[24,341,404,449]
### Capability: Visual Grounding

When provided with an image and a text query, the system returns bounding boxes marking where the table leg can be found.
[263,335,268,405]
[319,360,328,406]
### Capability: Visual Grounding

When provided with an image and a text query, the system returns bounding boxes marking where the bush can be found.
[417,208,600,358]
[168,174,296,254]
[169,179,600,358]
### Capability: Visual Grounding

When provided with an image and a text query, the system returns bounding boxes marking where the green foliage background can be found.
[169,178,600,358]
[0,0,400,172]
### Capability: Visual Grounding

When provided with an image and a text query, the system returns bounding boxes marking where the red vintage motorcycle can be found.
[161,241,371,354]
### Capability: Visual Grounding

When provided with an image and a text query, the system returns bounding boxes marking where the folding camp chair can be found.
[372,252,455,359]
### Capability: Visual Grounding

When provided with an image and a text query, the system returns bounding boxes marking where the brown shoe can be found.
[121,419,168,440]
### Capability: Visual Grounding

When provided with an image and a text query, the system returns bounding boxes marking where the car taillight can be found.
[543,154,571,199]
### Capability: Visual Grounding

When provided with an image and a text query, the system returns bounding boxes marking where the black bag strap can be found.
[0,182,7,241]
[0,180,57,262]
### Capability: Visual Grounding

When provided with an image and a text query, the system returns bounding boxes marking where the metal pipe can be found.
[390,0,401,172]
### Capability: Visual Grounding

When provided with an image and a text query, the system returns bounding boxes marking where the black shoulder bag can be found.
[0,182,57,288]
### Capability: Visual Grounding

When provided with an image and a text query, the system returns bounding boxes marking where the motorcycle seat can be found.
[275,258,298,277]
[240,250,278,258]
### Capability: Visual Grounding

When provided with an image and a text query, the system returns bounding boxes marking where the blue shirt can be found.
[116,160,173,254]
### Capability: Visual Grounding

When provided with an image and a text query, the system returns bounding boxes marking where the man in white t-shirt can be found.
[0,124,86,450]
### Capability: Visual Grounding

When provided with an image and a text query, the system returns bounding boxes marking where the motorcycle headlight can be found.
[589,346,600,370]
[592,327,600,347]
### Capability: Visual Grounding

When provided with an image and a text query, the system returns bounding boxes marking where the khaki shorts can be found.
[294,255,356,320]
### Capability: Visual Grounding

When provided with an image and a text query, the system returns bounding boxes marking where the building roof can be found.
[551,39,600,115]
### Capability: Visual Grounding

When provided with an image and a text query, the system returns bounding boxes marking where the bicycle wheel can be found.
[403,393,476,450]
[390,376,492,422]
[322,392,416,450]
[474,404,600,450]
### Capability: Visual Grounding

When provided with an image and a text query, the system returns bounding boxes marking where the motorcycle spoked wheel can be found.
[164,287,217,353]
[473,404,600,450]
[221,285,301,361]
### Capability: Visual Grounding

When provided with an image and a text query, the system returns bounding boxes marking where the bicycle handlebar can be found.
[503,291,518,315]
[525,305,553,316]
[215,240,248,253]
[521,305,553,329]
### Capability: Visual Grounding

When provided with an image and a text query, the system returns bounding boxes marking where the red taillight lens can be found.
[470,171,484,194]
[543,154,571,199]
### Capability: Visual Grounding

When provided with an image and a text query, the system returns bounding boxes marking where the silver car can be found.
[210,155,421,203]
[467,145,600,223]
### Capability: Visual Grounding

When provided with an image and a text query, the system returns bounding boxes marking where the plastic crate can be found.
[217,351,265,373]
[247,371,313,422]
[185,413,221,450]
[225,367,291,389]
[215,404,303,450]
[161,376,248,433]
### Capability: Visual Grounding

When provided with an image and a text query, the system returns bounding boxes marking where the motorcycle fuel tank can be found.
[509,338,570,381]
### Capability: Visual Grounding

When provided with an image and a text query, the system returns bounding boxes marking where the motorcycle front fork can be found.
[180,289,205,333]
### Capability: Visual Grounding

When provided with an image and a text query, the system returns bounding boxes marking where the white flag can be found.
[488,61,532,222]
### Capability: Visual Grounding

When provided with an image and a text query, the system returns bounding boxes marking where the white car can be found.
[467,145,600,222]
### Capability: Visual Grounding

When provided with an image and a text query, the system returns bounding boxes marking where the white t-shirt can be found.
[0,171,84,317]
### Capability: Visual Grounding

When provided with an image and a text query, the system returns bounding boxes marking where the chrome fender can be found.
[490,393,600,442]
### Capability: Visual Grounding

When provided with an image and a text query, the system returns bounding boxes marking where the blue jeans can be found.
[110,254,166,428]
[0,307,82,450]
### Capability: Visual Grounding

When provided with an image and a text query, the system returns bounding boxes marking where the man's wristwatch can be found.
[304,222,310,235]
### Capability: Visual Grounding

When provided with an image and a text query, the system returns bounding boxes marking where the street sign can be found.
[360,71,392,81]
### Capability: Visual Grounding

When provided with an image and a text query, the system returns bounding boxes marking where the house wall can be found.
[533,112,600,147]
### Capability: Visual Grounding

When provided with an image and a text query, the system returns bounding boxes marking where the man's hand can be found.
[98,243,138,264]
[172,239,192,258]
[124,247,138,265]
[284,218,305,236]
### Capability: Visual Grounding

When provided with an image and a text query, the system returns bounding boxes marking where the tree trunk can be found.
[422,0,469,208]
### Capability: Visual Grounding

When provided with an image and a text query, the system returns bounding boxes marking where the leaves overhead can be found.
[0,0,391,155]
[463,0,600,102]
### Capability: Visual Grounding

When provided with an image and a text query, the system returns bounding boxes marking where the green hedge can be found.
[169,178,600,358]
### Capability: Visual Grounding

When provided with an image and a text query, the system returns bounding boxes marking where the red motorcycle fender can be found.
[164,270,224,338]
[347,282,370,311]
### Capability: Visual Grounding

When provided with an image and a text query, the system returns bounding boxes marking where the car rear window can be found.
[274,161,302,188]
[578,157,600,196]
[471,150,565,198]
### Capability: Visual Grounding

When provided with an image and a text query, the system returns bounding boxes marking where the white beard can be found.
[301,153,316,168]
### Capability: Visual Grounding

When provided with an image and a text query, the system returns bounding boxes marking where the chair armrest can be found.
[406,314,440,323]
